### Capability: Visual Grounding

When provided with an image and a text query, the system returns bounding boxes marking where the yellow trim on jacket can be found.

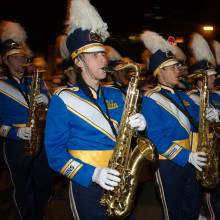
[159,138,190,160]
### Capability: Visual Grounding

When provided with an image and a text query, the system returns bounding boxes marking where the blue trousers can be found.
[203,185,220,220]
[155,160,203,220]
[3,139,52,220]
[69,181,136,220]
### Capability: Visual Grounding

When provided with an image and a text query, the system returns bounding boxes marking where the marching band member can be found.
[44,0,146,219]
[0,21,52,220]
[140,30,210,220]
[188,34,220,220]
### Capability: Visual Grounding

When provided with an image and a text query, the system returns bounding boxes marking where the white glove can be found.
[206,107,219,122]
[128,113,146,131]
[188,152,207,171]
[17,127,32,140]
[92,167,120,191]
[35,94,49,106]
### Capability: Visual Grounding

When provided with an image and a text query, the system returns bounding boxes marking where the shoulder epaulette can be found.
[144,86,161,97]
[187,89,198,96]
[54,86,79,96]
[102,84,121,91]
[53,85,78,95]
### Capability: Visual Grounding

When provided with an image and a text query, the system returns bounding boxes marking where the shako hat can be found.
[65,0,109,60]
[140,30,179,76]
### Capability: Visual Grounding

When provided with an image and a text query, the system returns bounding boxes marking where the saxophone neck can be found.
[114,63,141,78]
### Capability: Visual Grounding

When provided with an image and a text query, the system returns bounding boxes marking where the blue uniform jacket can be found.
[44,85,124,187]
[0,75,50,140]
[210,92,220,110]
[188,89,220,110]
[141,85,199,167]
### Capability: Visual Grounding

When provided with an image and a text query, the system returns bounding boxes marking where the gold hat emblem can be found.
[89,31,102,42]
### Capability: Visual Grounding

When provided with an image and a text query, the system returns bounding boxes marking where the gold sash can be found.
[68,150,113,167]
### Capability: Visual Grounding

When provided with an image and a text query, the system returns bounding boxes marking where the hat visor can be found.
[3,49,26,60]
[207,69,217,76]
[84,46,105,53]
[160,60,179,68]
[154,59,179,76]
[71,43,105,60]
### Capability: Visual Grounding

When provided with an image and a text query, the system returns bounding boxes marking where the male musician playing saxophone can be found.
[0,21,51,220]
[187,35,220,220]
[140,31,218,220]
[44,0,146,219]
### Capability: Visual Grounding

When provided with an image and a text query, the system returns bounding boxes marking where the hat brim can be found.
[71,43,105,60]
[3,49,26,60]
[154,59,179,76]
[207,69,217,76]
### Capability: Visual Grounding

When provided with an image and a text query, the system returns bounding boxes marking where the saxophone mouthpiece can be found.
[21,63,32,67]
[102,65,114,73]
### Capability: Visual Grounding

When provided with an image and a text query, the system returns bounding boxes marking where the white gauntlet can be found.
[128,113,146,131]
[35,94,49,106]
[188,152,207,171]
[17,127,32,140]
[92,167,120,191]
[206,107,219,122]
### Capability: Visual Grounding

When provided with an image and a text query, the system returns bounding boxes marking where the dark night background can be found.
[1,0,220,62]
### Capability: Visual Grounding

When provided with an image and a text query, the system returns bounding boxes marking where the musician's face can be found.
[158,63,180,87]
[7,53,27,76]
[75,52,108,87]
[82,52,107,79]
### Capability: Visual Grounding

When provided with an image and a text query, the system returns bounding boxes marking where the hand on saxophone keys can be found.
[206,107,220,122]
[34,94,49,106]
[17,127,32,140]
[92,167,121,191]
[128,113,147,131]
[188,152,207,171]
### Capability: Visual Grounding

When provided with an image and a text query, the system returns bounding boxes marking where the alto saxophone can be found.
[100,63,157,218]
[196,71,220,188]
[24,69,47,156]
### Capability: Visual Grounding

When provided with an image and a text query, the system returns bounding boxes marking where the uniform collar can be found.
[159,84,175,94]
[88,86,101,99]
[12,76,20,84]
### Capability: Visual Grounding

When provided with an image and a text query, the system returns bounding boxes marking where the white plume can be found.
[189,33,215,65]
[212,40,220,65]
[0,21,27,43]
[65,0,109,41]
[140,30,173,54]
[104,45,122,61]
[0,20,33,58]
[170,45,186,62]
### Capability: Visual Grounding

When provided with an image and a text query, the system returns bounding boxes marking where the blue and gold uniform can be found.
[45,85,123,187]
[0,75,52,220]
[0,76,49,138]
[142,85,199,164]
[45,84,129,220]
[142,85,203,220]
